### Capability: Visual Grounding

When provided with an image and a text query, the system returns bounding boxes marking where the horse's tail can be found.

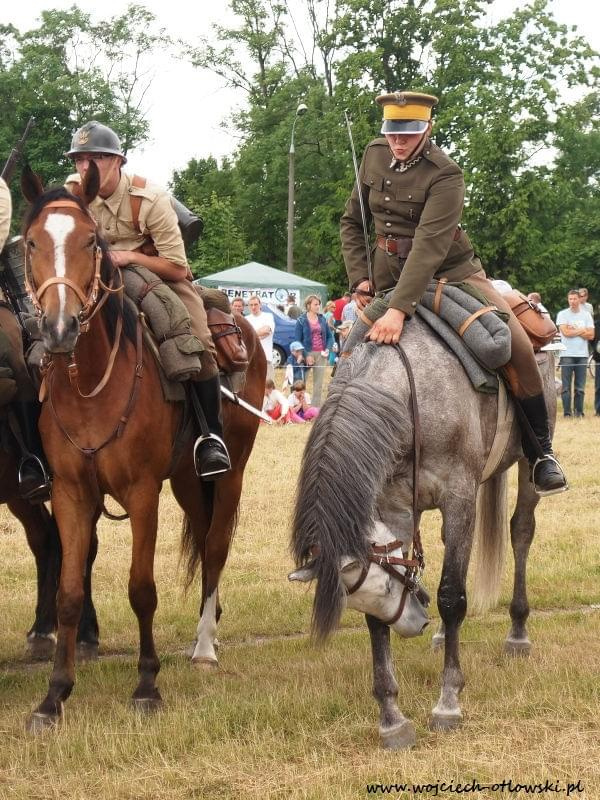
[470,470,509,614]
[180,481,217,588]
[291,356,412,641]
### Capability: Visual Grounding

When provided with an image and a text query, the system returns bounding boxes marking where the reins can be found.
[26,197,143,520]
[343,342,425,626]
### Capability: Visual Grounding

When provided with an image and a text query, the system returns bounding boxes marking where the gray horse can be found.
[290,315,556,749]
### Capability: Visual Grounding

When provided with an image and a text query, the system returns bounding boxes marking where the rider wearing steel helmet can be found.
[64,120,230,480]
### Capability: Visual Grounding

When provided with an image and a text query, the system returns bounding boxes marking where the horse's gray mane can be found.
[292,342,413,637]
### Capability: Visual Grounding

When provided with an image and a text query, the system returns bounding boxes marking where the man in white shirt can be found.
[556,289,594,417]
[247,295,275,380]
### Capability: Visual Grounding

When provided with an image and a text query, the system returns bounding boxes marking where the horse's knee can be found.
[128,581,158,617]
[437,578,467,627]
[57,588,85,627]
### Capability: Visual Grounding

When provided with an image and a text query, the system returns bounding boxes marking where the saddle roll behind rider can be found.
[340,90,567,495]
[64,120,230,479]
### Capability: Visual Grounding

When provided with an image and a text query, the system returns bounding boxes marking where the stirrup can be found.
[193,433,231,479]
[18,455,52,503]
[531,454,568,497]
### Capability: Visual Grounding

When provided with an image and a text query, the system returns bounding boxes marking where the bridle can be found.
[25,199,126,398]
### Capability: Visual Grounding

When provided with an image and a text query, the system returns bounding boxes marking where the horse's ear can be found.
[21,164,44,203]
[79,160,100,206]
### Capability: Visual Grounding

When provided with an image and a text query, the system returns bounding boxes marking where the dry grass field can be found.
[0,378,599,799]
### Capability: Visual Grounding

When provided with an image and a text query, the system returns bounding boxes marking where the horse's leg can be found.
[366,614,416,750]
[27,485,95,731]
[431,621,446,652]
[430,494,475,731]
[505,459,539,656]
[76,520,100,661]
[128,488,161,710]
[8,497,59,660]
[191,468,243,667]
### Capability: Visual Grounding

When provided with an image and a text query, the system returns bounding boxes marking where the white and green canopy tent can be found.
[195,262,328,307]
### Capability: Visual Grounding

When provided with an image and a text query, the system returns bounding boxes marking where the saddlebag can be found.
[502,290,557,350]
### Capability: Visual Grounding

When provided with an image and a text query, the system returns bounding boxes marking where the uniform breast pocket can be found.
[363,173,386,214]
[395,187,426,223]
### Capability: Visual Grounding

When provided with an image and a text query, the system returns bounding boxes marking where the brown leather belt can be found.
[376,234,413,258]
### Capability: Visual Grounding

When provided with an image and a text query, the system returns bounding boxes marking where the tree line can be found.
[1,1,598,315]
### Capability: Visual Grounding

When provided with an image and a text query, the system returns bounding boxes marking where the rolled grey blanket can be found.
[122,266,204,382]
[420,281,510,369]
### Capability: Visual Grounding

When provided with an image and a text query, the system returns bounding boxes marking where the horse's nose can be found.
[40,312,80,353]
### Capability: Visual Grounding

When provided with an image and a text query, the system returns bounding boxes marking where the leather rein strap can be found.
[342,339,425,627]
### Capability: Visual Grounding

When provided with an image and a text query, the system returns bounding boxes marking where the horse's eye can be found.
[27,240,36,249]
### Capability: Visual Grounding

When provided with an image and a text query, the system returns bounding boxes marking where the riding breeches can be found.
[0,306,36,401]
[463,271,543,398]
[166,279,219,381]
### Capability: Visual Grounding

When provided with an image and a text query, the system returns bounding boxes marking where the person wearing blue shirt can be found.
[294,295,334,406]
[556,289,594,417]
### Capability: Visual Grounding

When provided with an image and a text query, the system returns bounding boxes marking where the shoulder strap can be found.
[130,175,146,234]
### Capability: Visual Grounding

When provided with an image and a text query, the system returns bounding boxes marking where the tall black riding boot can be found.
[10,401,52,503]
[190,377,231,480]
[516,394,568,496]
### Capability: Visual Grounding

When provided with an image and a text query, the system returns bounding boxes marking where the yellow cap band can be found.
[383,104,432,121]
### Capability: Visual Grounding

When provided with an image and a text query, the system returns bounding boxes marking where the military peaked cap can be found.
[376,91,439,134]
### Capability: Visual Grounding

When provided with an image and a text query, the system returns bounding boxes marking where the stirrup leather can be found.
[531,454,568,497]
[193,433,231,478]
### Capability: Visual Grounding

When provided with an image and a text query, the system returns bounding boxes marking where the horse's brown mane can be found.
[23,186,137,348]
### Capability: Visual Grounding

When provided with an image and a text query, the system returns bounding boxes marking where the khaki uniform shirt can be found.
[340,138,482,316]
[66,172,188,270]
[0,177,12,252]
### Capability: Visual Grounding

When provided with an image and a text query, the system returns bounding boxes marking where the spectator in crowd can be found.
[334,319,354,362]
[323,301,337,365]
[285,294,302,319]
[333,292,351,324]
[231,297,245,315]
[578,288,593,316]
[263,379,291,424]
[288,380,320,422]
[283,341,311,390]
[247,295,275,380]
[341,291,358,323]
[294,294,334,407]
[556,289,594,418]
[527,292,549,316]
[592,305,600,417]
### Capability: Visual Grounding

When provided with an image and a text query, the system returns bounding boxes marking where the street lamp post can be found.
[286,103,307,273]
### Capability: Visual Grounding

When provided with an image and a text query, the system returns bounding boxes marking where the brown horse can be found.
[21,163,265,730]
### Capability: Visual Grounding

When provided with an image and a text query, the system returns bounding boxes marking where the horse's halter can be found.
[25,198,125,398]
[24,199,120,328]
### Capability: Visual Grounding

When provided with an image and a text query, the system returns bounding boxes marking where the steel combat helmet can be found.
[376,91,438,135]
[65,120,127,162]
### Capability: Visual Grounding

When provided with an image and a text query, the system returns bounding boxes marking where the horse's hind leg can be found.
[191,469,243,666]
[505,459,539,656]
[430,494,475,731]
[366,614,416,750]
[128,489,162,710]
[8,497,59,660]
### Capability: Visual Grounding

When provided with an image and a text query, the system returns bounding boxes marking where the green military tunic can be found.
[340,137,482,316]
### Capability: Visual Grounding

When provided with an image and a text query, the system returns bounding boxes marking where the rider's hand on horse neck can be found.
[367,307,406,345]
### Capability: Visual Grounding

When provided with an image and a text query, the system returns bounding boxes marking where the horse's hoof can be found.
[76,641,99,662]
[379,719,416,750]
[26,633,57,661]
[504,637,531,657]
[191,656,219,670]
[431,633,445,652]
[26,711,60,734]
[429,711,462,731]
[132,695,162,714]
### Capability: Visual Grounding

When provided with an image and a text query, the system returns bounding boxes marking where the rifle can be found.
[1,116,35,184]
[1,116,36,337]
